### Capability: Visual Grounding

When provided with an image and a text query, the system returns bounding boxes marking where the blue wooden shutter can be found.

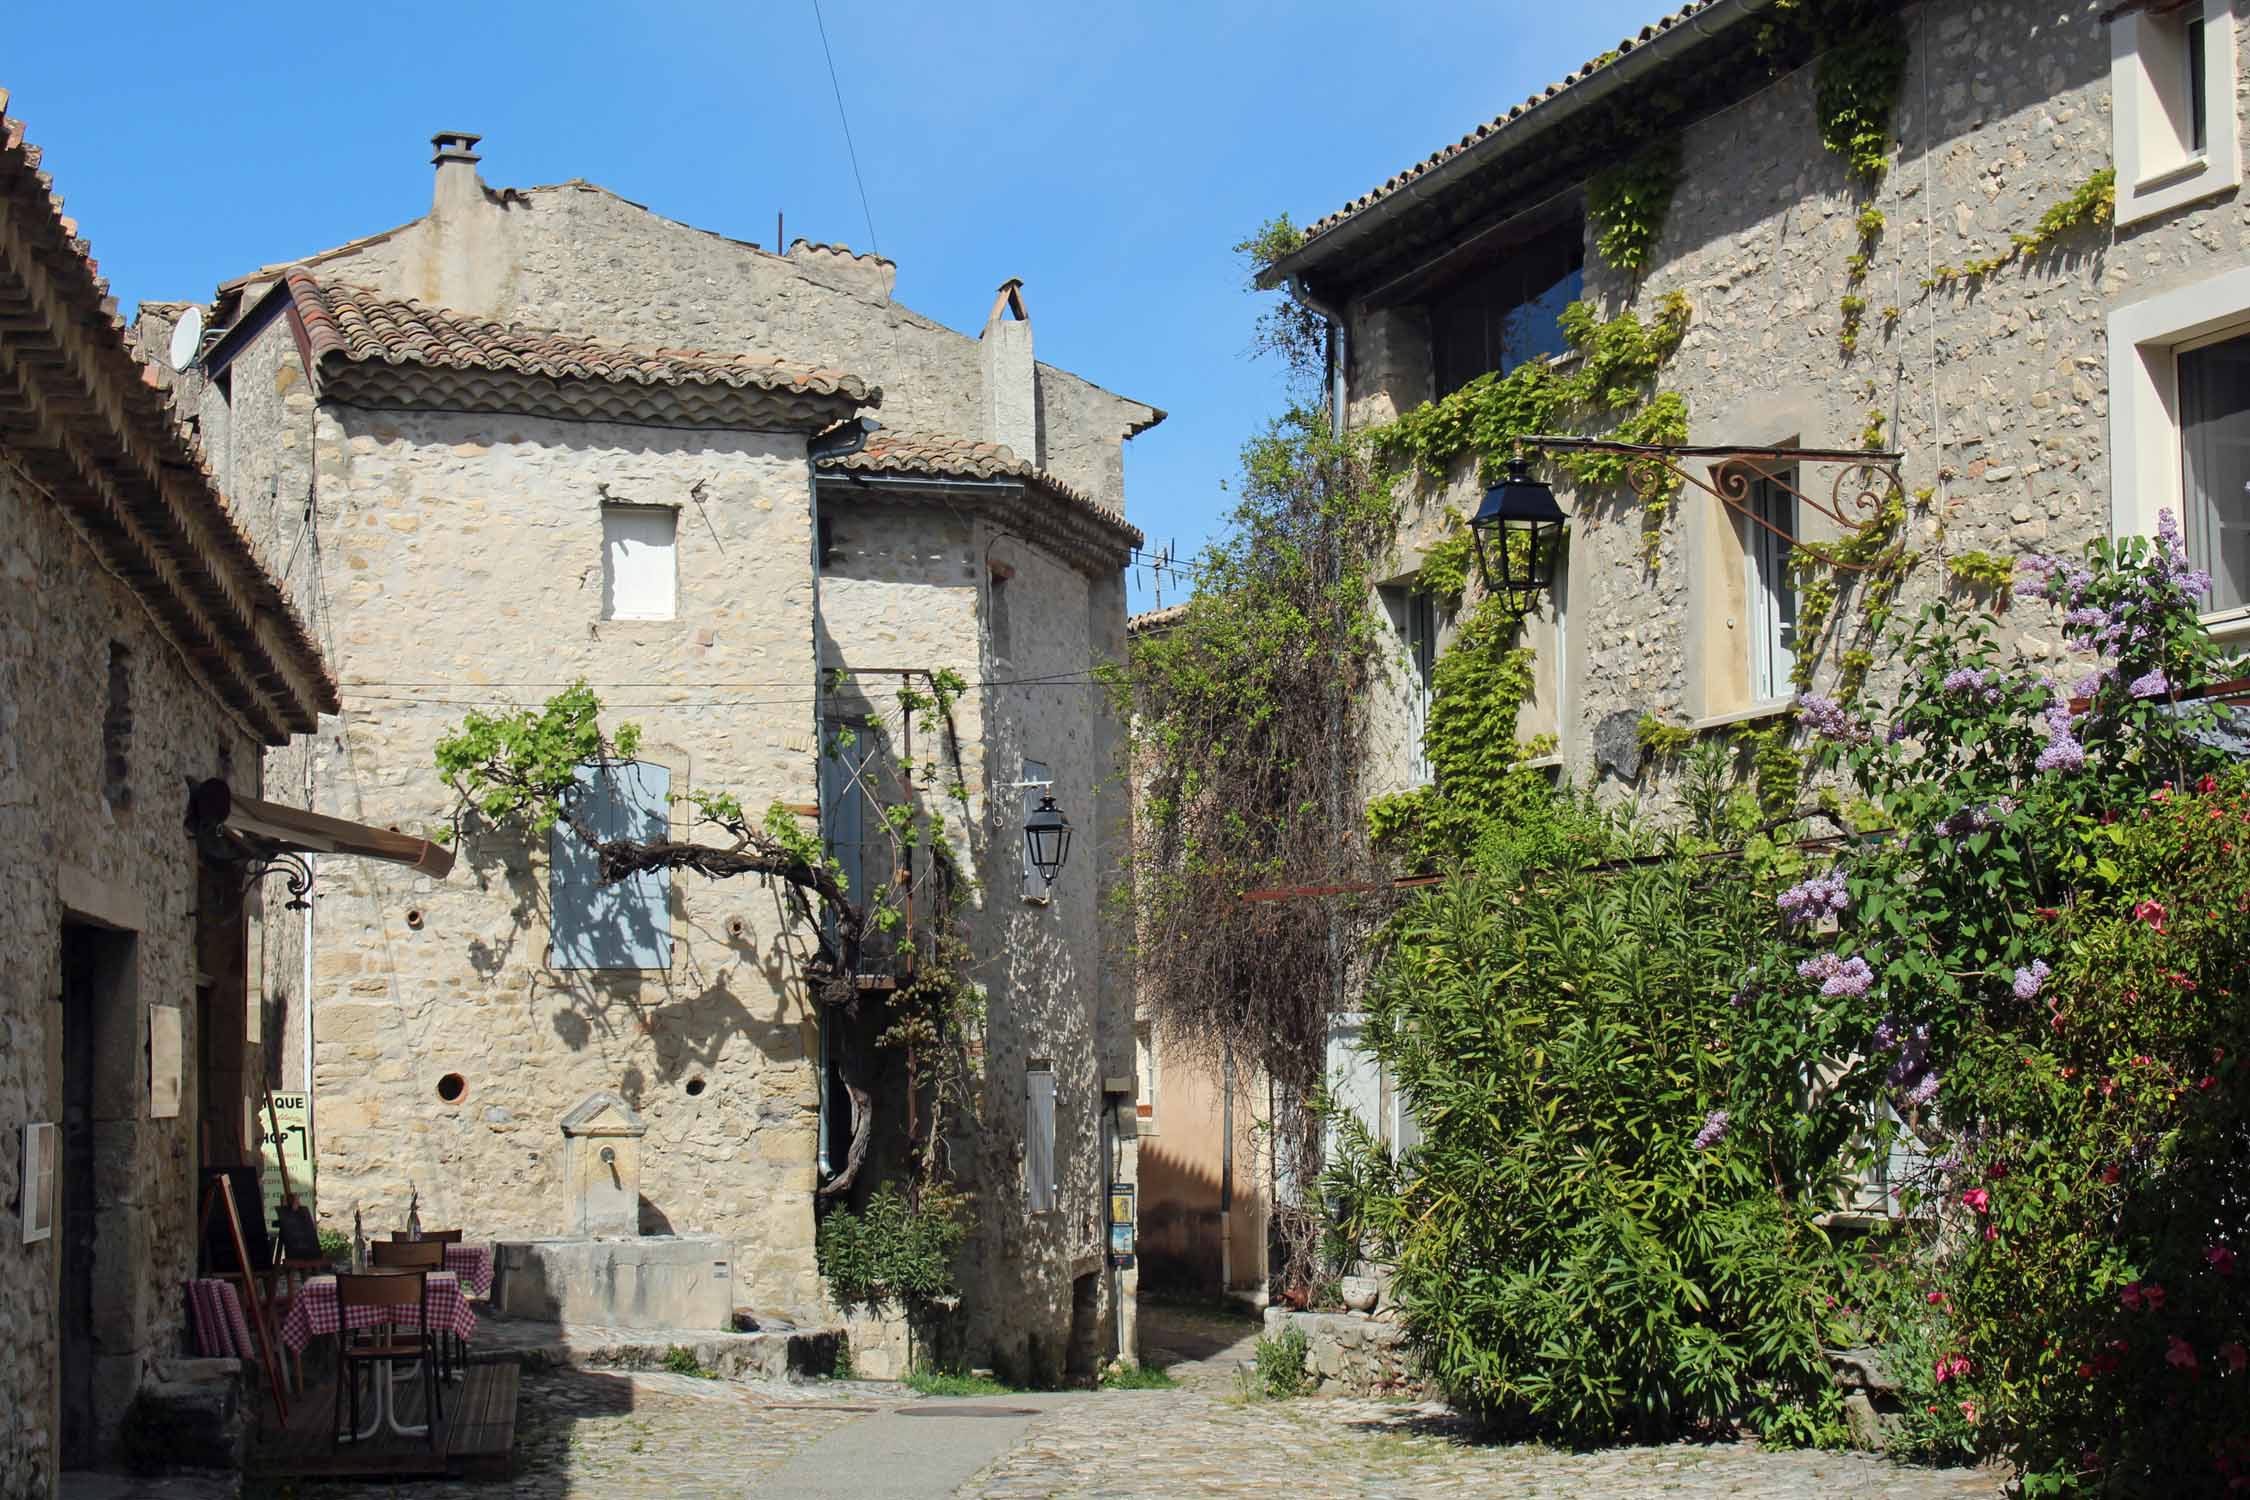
[550,761,672,970]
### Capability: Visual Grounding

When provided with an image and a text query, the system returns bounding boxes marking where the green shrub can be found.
[1099,1362,1179,1390]
[1254,1324,1311,1399]
[905,1366,1013,1397]
[317,1227,352,1262]
[1332,853,1852,1444]
[816,1184,968,1312]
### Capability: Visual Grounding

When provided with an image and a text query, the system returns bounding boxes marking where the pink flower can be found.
[2210,1245,2238,1276]
[2168,1336,2199,1372]
[2146,1282,2167,1310]
[1926,1291,1947,1305]
[1934,1354,1973,1383]
[1962,1188,1991,1214]
[1958,1399,1980,1424]
[2223,1342,2247,1375]
[2136,899,2169,932]
[2122,1282,2145,1311]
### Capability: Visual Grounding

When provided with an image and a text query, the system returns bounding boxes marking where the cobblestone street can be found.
[237,1307,2010,1500]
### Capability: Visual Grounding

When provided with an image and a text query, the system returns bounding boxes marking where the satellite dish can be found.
[167,306,206,371]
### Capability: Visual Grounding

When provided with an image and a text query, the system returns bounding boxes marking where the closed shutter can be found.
[1025,1064,1057,1213]
[1324,1013,1384,1158]
[550,761,672,970]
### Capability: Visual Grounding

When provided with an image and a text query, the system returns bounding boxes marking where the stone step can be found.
[467,1314,846,1382]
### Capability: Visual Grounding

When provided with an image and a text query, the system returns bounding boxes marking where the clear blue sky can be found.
[11,1,1661,612]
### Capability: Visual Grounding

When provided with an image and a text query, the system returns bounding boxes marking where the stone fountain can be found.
[491,1091,735,1330]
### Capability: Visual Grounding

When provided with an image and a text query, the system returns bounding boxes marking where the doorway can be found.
[58,920,135,1470]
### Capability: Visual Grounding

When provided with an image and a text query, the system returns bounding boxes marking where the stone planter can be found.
[1338,1275,1380,1313]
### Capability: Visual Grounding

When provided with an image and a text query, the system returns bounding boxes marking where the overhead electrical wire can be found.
[811,0,880,258]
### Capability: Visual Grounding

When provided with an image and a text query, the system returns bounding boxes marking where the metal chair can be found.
[333,1271,442,1449]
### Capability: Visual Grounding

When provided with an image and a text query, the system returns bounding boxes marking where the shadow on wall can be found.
[1135,1153,1229,1294]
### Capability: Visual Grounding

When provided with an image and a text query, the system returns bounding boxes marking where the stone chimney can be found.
[981,278,1036,463]
[430,131,484,221]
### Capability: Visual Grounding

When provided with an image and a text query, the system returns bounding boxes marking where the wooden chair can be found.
[370,1239,459,1378]
[333,1272,443,1449]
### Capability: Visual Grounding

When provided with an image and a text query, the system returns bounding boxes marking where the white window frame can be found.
[1133,1020,1159,1136]
[2112,0,2239,226]
[2109,265,2250,639]
[1745,475,1797,705]
[1382,585,1440,785]
[601,504,678,621]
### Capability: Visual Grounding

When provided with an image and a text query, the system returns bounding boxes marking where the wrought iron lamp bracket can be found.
[1520,436,1908,573]
[187,797,314,911]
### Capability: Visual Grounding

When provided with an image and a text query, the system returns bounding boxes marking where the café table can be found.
[278,1269,476,1441]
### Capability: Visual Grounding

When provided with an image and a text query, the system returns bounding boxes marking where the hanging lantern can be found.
[1468,455,1566,603]
[1024,794,1073,886]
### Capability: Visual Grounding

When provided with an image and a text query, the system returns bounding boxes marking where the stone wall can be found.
[218,169,1157,513]
[1260,1308,1433,1399]
[1348,0,2249,799]
[815,492,1137,1373]
[224,330,833,1315]
[0,453,272,1489]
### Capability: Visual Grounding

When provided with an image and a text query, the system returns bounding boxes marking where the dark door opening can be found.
[59,923,101,1469]
[1066,1271,1101,1380]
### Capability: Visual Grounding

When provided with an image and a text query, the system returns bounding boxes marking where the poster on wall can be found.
[21,1122,55,1244]
[148,1005,183,1119]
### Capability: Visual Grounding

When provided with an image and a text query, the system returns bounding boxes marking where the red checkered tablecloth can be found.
[445,1243,494,1299]
[278,1272,476,1357]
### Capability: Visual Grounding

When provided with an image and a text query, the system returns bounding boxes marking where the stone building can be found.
[1267,0,2246,802]
[1248,0,2249,1203]
[139,134,1160,1374]
[0,95,334,1493]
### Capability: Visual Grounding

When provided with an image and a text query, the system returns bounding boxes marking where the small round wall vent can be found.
[436,1073,467,1103]
[405,908,426,930]
[685,1077,707,1098]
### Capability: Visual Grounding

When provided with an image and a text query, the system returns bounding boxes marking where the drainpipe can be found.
[1220,1045,1235,1290]
[806,417,877,1182]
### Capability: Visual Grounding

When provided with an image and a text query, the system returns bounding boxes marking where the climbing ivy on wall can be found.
[1924,168,2116,287]
[1587,137,1683,275]
[1811,0,1909,182]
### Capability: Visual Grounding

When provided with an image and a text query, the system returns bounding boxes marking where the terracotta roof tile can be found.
[283,270,875,402]
[818,427,1144,560]
[1298,2,1721,244]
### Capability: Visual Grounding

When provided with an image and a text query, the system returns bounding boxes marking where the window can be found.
[1428,218,1585,396]
[1134,1021,1159,1135]
[1020,757,1051,902]
[820,720,872,913]
[1025,1062,1057,1213]
[1745,474,1797,704]
[2109,267,2250,629]
[2181,331,2250,612]
[1382,587,1439,785]
[2112,0,2239,225]
[601,505,677,620]
[550,760,672,970]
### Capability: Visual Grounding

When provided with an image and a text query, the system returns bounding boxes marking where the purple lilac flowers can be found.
[1799,952,1875,998]
[1692,1110,1730,1151]
[2012,959,2051,1001]
[1794,693,1868,744]
[2127,668,2172,700]
[1777,869,1849,926]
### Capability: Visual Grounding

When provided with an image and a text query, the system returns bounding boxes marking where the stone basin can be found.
[493,1234,735,1331]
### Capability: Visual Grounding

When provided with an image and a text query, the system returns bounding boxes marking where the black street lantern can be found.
[1469,455,1566,603]
[1024,793,1073,887]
